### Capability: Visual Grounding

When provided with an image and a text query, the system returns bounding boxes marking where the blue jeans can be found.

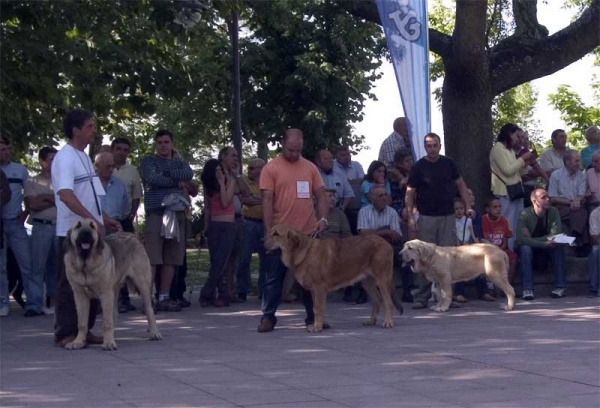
[30,222,57,300]
[4,218,40,311]
[261,251,314,326]
[517,244,566,291]
[589,246,600,293]
[500,196,524,251]
[236,219,265,296]
[0,235,7,308]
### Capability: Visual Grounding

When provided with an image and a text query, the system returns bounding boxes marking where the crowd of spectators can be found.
[1,112,598,342]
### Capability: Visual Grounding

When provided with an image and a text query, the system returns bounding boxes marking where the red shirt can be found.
[482,214,513,246]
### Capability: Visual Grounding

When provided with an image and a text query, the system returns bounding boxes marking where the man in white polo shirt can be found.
[52,109,120,347]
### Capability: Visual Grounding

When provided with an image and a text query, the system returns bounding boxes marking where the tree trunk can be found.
[442,66,494,212]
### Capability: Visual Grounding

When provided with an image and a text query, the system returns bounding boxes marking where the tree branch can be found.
[490,0,600,96]
[512,0,549,39]
[335,0,452,59]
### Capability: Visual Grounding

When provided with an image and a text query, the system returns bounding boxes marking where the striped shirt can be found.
[0,161,28,219]
[357,204,402,235]
[140,155,193,211]
[378,132,410,169]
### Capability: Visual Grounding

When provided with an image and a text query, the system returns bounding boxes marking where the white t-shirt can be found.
[52,144,103,237]
[590,206,600,237]
[456,216,473,244]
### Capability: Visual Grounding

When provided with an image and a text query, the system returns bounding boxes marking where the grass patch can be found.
[185,249,261,289]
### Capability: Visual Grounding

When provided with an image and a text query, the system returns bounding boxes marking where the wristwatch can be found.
[319,217,328,226]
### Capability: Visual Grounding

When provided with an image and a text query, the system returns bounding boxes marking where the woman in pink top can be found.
[586,151,600,211]
[199,159,236,307]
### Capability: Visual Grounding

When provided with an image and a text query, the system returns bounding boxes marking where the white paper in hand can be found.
[550,234,576,246]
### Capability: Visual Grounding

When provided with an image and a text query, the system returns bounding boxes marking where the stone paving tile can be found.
[219,389,329,406]
[0,296,598,407]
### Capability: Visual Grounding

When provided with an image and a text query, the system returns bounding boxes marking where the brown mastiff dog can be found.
[265,224,403,332]
[64,219,162,350]
[400,239,515,312]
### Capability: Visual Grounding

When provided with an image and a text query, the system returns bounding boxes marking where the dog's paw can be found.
[363,318,377,326]
[65,340,86,350]
[382,320,394,328]
[149,331,163,341]
[306,324,323,333]
[102,340,118,351]
[430,306,448,312]
[500,304,513,311]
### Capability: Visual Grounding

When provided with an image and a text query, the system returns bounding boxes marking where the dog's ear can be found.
[64,228,74,253]
[287,229,309,266]
[416,241,435,265]
[96,231,104,253]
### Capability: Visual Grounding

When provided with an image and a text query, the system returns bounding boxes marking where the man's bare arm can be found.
[262,190,274,234]
[24,194,55,212]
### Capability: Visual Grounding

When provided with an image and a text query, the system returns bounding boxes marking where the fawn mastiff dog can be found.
[400,239,515,312]
[264,224,404,332]
[64,219,162,350]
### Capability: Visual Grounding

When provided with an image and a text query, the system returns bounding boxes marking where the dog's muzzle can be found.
[76,230,95,257]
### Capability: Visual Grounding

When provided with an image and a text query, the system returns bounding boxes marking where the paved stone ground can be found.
[1,294,599,408]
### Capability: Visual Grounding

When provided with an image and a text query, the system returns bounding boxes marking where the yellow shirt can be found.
[242,177,263,219]
[490,143,527,197]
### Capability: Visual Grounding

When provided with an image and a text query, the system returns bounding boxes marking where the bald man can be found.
[258,128,329,333]
[581,126,600,170]
[94,152,126,235]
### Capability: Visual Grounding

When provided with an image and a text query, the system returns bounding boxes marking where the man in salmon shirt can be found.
[258,128,329,333]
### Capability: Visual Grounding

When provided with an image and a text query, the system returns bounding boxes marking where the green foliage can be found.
[492,83,540,139]
[241,0,386,159]
[548,79,600,150]
[1,0,385,165]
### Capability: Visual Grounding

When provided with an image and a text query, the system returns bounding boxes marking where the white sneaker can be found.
[522,289,534,301]
[0,305,9,317]
[551,288,565,299]
[42,306,55,315]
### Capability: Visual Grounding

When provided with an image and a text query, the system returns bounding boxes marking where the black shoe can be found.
[24,309,43,317]
[118,303,128,314]
[355,288,368,304]
[176,298,191,308]
[237,293,247,302]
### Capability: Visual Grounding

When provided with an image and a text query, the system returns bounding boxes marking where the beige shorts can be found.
[144,210,186,266]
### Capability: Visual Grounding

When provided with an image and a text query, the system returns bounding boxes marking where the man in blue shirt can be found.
[0,137,41,317]
[315,149,354,211]
[581,126,600,170]
[94,152,128,232]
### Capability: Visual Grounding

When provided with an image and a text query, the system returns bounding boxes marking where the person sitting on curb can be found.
[515,188,567,301]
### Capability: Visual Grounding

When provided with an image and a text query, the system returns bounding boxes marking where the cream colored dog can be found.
[64,219,162,350]
[400,239,515,312]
